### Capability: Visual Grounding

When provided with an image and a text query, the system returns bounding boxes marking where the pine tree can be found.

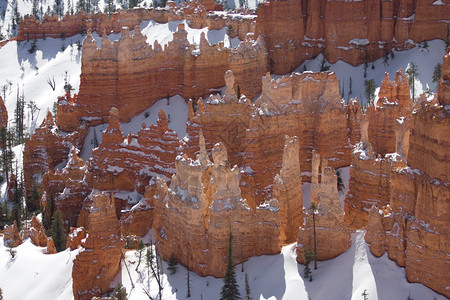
[0,126,14,184]
[432,63,442,83]
[135,239,145,271]
[50,210,67,252]
[406,62,419,101]
[303,249,315,281]
[244,273,252,300]
[364,79,376,105]
[348,76,352,98]
[0,286,3,300]
[167,252,178,275]
[27,182,41,213]
[112,283,127,300]
[43,193,54,230]
[32,0,39,19]
[220,231,241,300]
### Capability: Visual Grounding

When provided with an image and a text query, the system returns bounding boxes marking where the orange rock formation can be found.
[3,220,22,248]
[72,193,124,300]
[0,96,7,129]
[363,49,450,296]
[23,214,48,247]
[56,24,267,132]
[256,0,450,74]
[154,132,307,277]
[297,152,351,263]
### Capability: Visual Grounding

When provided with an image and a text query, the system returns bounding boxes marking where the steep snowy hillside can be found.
[0,230,446,300]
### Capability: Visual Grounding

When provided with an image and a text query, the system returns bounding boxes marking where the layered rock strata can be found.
[23,214,48,247]
[72,193,124,300]
[23,111,70,198]
[256,0,450,74]
[3,220,22,248]
[56,24,267,131]
[297,152,351,263]
[153,133,310,277]
[364,49,450,296]
[344,70,411,228]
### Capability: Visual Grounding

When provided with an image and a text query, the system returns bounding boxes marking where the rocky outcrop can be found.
[23,111,69,199]
[344,71,411,228]
[42,147,93,227]
[256,0,450,74]
[56,24,267,132]
[363,49,450,297]
[3,220,22,248]
[273,136,303,244]
[153,133,283,277]
[46,237,57,254]
[0,96,7,129]
[88,108,178,215]
[241,71,351,205]
[66,227,86,250]
[72,193,124,300]
[23,214,48,247]
[297,152,351,263]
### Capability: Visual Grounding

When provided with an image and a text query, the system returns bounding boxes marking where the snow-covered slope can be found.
[0,230,446,300]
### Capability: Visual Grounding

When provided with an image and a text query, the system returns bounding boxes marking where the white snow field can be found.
[0,230,446,300]
[0,2,448,299]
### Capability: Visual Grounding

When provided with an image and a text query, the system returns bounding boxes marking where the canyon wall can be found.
[256,0,450,74]
[56,23,267,132]
[154,132,306,277]
[363,48,450,297]
[72,193,124,300]
[344,70,411,228]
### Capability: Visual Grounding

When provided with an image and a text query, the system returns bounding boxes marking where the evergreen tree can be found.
[348,76,352,98]
[364,79,376,105]
[32,0,40,19]
[244,273,252,300]
[112,283,127,300]
[0,286,3,300]
[303,249,315,281]
[13,89,26,145]
[43,193,54,230]
[50,210,67,252]
[135,239,145,271]
[0,126,15,184]
[219,232,241,300]
[53,0,65,18]
[167,252,178,275]
[406,62,419,101]
[432,63,442,83]
[26,182,41,213]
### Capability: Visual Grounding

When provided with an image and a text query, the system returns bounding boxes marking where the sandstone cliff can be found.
[256,0,450,74]
[363,49,450,297]
[56,23,267,132]
[72,193,124,300]
[153,133,285,277]
[297,152,351,263]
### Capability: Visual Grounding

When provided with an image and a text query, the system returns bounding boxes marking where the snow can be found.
[0,237,80,300]
[79,95,188,161]
[296,39,446,105]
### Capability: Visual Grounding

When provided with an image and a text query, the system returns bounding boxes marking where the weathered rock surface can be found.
[273,136,303,244]
[0,96,7,129]
[23,214,48,247]
[256,0,450,74]
[3,220,22,248]
[363,49,450,297]
[23,111,69,199]
[66,227,86,250]
[153,134,283,277]
[344,71,411,228]
[46,236,57,254]
[297,153,351,263]
[72,193,124,300]
[56,24,267,132]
